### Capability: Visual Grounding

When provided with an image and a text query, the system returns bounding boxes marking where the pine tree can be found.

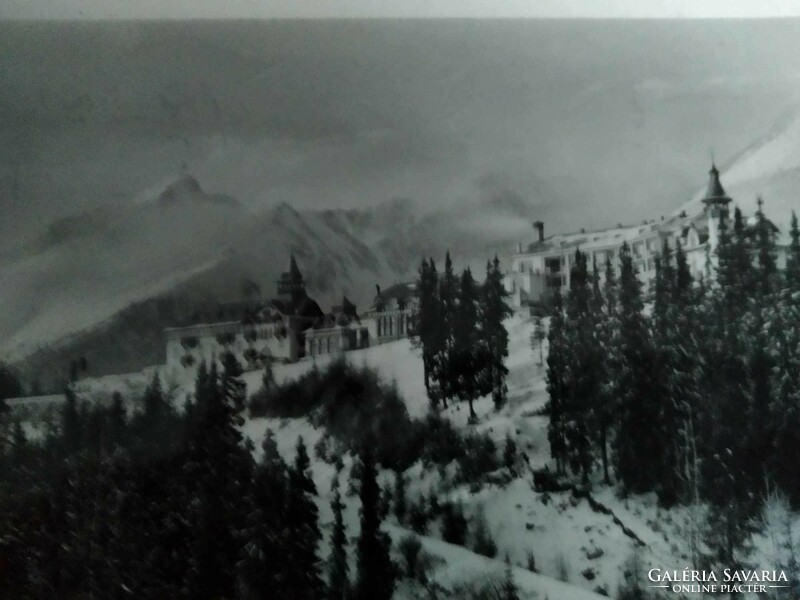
[11,419,27,471]
[416,257,443,405]
[183,356,253,600]
[452,267,485,421]
[755,197,778,297]
[595,255,619,485]
[786,211,800,290]
[238,429,290,600]
[284,437,325,599]
[327,473,350,600]
[220,351,247,414]
[562,248,596,482]
[354,442,395,600]
[665,239,701,507]
[546,289,568,475]
[613,242,661,494]
[142,371,168,424]
[700,210,754,564]
[61,386,82,456]
[482,256,513,409]
[108,392,127,448]
[0,362,22,414]
[435,252,458,407]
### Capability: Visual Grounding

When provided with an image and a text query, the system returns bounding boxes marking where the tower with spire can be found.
[702,162,732,212]
[703,162,732,250]
[277,254,307,305]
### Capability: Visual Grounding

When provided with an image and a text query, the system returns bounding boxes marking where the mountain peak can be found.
[158,175,203,204]
[157,174,240,208]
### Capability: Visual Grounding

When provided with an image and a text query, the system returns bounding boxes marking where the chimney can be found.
[533,220,544,242]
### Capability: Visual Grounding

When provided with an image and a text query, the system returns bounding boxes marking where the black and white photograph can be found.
[3,1,800,598]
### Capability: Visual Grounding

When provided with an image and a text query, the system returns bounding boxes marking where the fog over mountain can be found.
[3,19,800,369]
[3,20,800,236]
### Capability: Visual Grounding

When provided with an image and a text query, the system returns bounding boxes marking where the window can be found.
[546,257,561,274]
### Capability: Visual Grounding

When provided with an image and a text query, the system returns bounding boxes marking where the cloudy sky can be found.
[3,0,800,20]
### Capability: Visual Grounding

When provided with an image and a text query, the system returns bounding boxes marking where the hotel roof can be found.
[520,211,699,255]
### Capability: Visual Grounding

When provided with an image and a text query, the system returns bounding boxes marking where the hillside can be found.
[61,315,700,598]
[4,170,549,387]
[677,107,800,230]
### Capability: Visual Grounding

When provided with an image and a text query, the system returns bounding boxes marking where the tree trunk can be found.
[601,427,610,485]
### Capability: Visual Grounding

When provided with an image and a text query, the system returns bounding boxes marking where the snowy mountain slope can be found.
[677,107,800,231]
[4,172,545,384]
[68,314,699,598]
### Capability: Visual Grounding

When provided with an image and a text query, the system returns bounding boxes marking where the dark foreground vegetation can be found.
[548,205,800,588]
[0,354,402,600]
[0,352,513,599]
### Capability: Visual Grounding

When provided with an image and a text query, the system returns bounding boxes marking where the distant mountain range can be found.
[4,19,800,387]
[4,172,557,388]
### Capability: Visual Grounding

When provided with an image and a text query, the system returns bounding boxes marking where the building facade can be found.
[164,260,417,373]
[304,296,370,358]
[504,164,785,310]
[165,256,323,373]
[361,282,417,344]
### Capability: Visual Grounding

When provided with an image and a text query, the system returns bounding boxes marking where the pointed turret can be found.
[702,162,732,208]
[277,253,307,305]
[288,253,303,284]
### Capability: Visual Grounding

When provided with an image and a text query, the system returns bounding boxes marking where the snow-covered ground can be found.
[63,313,792,599]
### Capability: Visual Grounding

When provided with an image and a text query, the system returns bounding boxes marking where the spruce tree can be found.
[452,267,485,421]
[61,386,82,456]
[546,289,568,475]
[142,371,168,424]
[220,351,247,414]
[328,473,350,600]
[482,256,513,409]
[416,257,443,405]
[238,429,289,600]
[354,442,395,600]
[613,242,661,493]
[435,252,458,407]
[595,255,619,484]
[651,239,687,506]
[183,356,253,600]
[786,211,800,290]
[0,363,22,413]
[108,392,127,448]
[285,436,325,599]
[754,197,778,296]
[562,249,596,482]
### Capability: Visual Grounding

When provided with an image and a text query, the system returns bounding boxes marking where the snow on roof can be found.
[519,212,700,256]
